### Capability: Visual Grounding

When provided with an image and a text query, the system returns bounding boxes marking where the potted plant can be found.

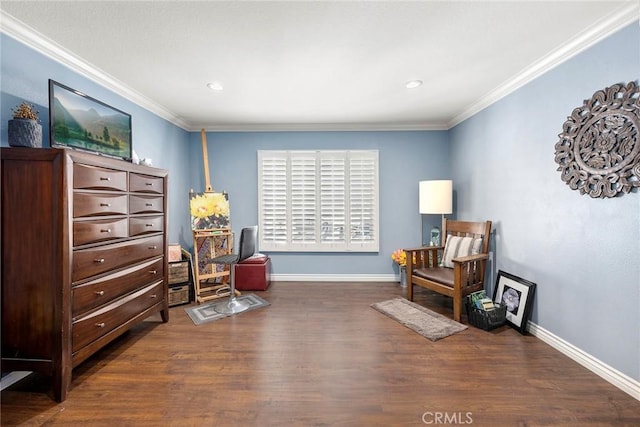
[391,249,408,288]
[8,102,42,148]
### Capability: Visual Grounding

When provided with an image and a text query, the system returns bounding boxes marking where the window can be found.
[258,150,379,252]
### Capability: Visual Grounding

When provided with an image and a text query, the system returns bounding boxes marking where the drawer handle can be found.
[99,177,111,181]
[100,228,112,233]
[150,270,157,275]
[145,203,153,207]
[150,294,158,299]
[95,322,106,328]
[148,246,157,250]
[145,182,153,186]
[94,258,105,264]
[95,290,105,296]
[100,203,111,207]
[145,223,153,227]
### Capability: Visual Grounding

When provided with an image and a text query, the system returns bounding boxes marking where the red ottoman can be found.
[234,254,271,291]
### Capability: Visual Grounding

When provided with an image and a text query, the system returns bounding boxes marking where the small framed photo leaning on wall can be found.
[493,270,536,334]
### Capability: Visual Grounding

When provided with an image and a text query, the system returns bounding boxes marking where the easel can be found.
[191,129,240,304]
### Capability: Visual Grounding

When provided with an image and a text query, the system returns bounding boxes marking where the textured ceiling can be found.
[1,1,638,131]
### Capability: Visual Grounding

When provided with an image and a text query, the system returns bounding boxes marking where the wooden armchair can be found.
[404,219,492,322]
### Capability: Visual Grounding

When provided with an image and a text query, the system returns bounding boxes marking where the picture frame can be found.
[492,270,536,334]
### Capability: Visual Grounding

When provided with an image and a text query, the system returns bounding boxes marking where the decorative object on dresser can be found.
[404,219,492,323]
[1,147,169,402]
[7,102,42,148]
[554,81,639,198]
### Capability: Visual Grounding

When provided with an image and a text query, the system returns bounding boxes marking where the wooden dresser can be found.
[1,147,169,402]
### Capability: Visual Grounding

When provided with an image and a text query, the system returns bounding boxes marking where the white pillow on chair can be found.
[440,236,483,268]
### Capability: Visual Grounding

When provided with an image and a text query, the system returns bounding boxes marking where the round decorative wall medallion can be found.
[554,81,639,198]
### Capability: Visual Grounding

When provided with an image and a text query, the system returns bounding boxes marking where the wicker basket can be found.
[168,285,190,307]
[168,261,189,284]
[466,299,507,331]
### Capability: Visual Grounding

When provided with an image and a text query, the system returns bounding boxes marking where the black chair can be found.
[207,225,258,314]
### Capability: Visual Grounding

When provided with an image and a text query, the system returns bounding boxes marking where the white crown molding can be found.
[0,10,191,131]
[528,322,640,401]
[190,122,449,133]
[2,5,638,133]
[448,3,640,129]
[0,9,447,133]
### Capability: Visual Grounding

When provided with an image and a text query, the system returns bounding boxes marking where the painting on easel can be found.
[189,191,230,230]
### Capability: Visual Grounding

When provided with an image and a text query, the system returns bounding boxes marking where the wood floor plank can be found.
[2,282,639,426]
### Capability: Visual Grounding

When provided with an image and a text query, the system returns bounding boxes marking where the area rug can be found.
[371,297,467,341]
[185,294,269,325]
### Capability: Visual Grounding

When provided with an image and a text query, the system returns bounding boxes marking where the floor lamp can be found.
[419,180,452,246]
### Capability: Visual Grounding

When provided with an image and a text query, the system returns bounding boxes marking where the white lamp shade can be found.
[419,180,452,214]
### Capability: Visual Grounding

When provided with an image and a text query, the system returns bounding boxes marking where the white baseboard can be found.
[270,273,399,282]
[528,322,640,401]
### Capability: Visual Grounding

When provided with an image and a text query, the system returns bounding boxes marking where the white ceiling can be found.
[1,1,638,131]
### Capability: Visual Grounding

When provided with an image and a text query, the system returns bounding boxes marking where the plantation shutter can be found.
[258,150,378,252]
[348,152,378,249]
[258,152,288,248]
[320,154,346,247]
[291,154,317,245]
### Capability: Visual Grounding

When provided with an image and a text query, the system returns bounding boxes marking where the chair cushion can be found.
[440,235,483,268]
[239,253,269,264]
[413,267,454,287]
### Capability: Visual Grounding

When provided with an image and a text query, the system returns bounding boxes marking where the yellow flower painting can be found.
[189,192,230,230]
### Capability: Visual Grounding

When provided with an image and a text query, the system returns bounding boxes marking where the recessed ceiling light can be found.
[405,80,423,89]
[206,82,223,91]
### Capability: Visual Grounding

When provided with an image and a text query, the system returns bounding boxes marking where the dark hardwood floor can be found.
[2,282,639,426]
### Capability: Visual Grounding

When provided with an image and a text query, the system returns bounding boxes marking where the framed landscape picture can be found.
[493,270,536,334]
[49,80,132,161]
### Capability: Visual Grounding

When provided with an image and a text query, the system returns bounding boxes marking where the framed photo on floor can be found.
[493,270,536,334]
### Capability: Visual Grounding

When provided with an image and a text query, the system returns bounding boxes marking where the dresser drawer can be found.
[130,195,164,214]
[74,164,127,191]
[72,257,163,316]
[72,281,164,353]
[73,235,164,282]
[130,173,163,194]
[129,216,164,236]
[74,218,128,246]
[74,193,128,218]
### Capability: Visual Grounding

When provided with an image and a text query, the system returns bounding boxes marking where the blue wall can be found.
[450,23,640,380]
[1,33,451,278]
[0,33,193,249]
[2,21,638,383]
[190,130,450,276]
